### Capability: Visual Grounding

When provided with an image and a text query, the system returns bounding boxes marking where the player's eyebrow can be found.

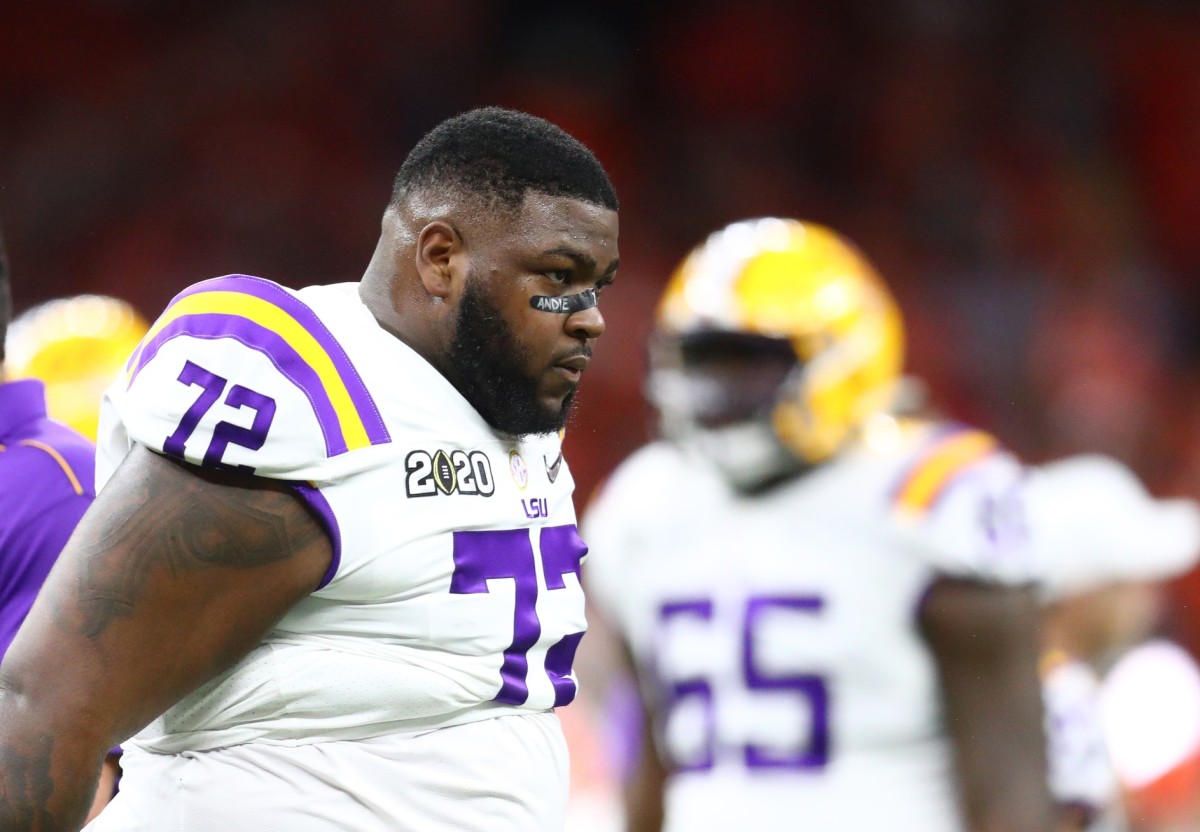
[542,247,619,277]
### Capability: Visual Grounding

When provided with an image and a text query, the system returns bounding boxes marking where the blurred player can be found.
[0,230,125,821]
[5,294,149,439]
[0,107,619,831]
[1027,456,1200,831]
[583,218,1055,831]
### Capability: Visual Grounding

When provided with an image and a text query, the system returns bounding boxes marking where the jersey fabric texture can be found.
[0,378,95,658]
[94,276,586,826]
[85,712,568,832]
[583,423,1034,832]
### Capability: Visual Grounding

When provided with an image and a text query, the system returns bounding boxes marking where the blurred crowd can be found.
[3,0,1200,742]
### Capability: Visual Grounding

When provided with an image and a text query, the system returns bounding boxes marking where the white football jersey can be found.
[97,275,587,754]
[583,422,1035,831]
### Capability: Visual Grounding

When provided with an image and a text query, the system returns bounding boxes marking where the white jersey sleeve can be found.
[887,426,1037,585]
[1024,455,1200,601]
[98,274,392,488]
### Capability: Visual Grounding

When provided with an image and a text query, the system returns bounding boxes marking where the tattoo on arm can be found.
[0,735,58,830]
[72,459,321,639]
[0,447,331,832]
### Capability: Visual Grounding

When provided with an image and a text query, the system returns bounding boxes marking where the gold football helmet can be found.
[5,294,149,439]
[651,218,905,473]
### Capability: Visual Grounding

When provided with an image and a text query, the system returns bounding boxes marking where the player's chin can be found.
[541,367,581,401]
[537,382,577,420]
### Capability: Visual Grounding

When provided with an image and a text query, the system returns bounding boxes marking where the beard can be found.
[445,277,575,436]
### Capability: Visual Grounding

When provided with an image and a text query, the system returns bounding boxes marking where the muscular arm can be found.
[921,578,1056,832]
[621,636,668,832]
[576,596,667,832]
[0,445,332,832]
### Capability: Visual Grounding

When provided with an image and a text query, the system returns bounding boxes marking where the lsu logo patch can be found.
[406,449,495,498]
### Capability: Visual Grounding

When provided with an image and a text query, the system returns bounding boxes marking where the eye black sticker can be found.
[530,288,597,314]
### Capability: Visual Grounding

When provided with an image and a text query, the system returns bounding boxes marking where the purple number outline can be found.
[449,524,587,707]
[657,600,716,772]
[742,595,829,769]
[204,385,277,473]
[163,361,226,458]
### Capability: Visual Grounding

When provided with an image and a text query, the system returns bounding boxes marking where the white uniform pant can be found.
[86,712,569,831]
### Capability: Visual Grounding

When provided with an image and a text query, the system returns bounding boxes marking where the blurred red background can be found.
[3,0,1199,646]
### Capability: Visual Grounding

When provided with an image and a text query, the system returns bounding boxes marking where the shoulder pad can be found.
[119,275,390,477]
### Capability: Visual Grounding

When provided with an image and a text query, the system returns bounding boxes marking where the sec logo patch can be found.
[509,450,529,490]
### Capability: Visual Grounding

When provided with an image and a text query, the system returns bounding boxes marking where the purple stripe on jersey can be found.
[290,482,341,589]
[137,275,390,448]
[183,276,389,445]
[133,314,349,456]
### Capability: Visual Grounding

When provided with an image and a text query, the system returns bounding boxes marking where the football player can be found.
[0,107,618,831]
[583,218,1055,831]
[1027,455,1200,830]
[1027,453,1200,830]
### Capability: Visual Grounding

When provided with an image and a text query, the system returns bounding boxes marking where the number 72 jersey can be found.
[96,275,588,754]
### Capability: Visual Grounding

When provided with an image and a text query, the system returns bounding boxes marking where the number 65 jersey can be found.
[96,275,587,754]
[583,430,1036,832]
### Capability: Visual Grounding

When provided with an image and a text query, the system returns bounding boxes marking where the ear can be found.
[415,221,464,300]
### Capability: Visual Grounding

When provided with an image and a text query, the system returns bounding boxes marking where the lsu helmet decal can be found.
[651,218,905,465]
[5,294,149,439]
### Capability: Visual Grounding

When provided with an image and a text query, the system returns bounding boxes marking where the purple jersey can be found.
[0,379,95,659]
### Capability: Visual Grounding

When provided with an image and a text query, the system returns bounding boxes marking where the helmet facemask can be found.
[649,330,808,491]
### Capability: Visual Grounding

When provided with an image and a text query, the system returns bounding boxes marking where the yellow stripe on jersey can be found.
[129,290,372,452]
[894,429,998,517]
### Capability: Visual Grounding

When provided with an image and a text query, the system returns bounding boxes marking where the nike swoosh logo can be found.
[545,451,563,484]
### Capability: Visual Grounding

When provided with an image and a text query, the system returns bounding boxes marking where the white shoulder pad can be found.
[113,275,391,481]
[890,427,1036,584]
[1027,455,1200,601]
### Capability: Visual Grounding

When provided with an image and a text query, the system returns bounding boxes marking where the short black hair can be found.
[0,222,9,363]
[392,107,617,213]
